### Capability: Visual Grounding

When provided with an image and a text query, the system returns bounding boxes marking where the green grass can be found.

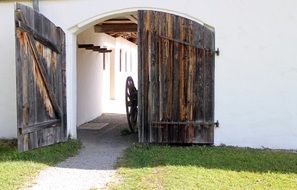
[110,144,297,190]
[0,139,81,190]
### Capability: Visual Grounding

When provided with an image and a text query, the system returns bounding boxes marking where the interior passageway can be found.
[76,14,138,130]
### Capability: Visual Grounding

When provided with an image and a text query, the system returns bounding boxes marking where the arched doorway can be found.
[72,10,216,144]
[15,4,216,151]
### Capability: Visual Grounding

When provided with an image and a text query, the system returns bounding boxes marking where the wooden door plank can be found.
[16,21,60,53]
[23,119,60,133]
[15,3,66,151]
[138,10,215,144]
[137,10,144,142]
[25,32,62,117]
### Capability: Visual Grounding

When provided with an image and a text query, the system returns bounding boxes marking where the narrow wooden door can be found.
[138,10,216,144]
[15,4,66,151]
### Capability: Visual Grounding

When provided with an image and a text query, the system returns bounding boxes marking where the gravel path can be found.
[26,114,137,190]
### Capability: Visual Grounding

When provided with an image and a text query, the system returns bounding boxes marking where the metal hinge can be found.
[152,120,219,128]
[159,35,220,56]
[215,48,220,56]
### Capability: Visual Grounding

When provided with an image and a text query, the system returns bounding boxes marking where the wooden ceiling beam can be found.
[88,45,100,49]
[93,49,112,53]
[94,24,137,33]
[92,47,107,51]
[125,15,138,24]
[77,44,112,53]
[78,44,93,48]
[103,19,133,24]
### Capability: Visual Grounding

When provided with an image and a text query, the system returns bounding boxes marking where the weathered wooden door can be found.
[15,4,66,151]
[138,10,216,144]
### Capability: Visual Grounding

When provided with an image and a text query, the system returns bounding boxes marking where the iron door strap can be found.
[159,35,220,56]
[151,120,219,128]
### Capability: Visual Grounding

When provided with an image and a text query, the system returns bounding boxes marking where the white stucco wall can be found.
[1,0,297,149]
[77,28,138,126]
[110,37,138,113]
[0,3,17,138]
[77,29,106,126]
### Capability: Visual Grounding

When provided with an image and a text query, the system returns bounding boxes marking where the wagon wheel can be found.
[125,76,138,133]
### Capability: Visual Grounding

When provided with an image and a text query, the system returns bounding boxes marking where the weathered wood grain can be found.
[15,3,66,152]
[138,10,215,144]
[94,23,137,33]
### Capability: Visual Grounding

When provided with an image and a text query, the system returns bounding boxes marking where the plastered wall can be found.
[0,3,17,138]
[38,0,297,149]
[77,28,137,126]
[0,0,296,149]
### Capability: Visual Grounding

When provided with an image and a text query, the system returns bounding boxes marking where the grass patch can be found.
[0,139,81,190]
[110,144,297,190]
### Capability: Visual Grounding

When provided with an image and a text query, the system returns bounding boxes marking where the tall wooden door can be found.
[15,4,66,151]
[138,10,216,144]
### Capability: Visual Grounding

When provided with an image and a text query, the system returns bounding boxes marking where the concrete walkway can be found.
[26,114,137,190]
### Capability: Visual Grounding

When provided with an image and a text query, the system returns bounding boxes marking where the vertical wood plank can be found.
[137,10,215,144]
[172,15,180,143]
[137,10,144,142]
[15,3,67,151]
[203,28,215,143]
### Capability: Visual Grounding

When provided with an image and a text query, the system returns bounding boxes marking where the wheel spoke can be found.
[125,76,138,133]
[127,101,132,106]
